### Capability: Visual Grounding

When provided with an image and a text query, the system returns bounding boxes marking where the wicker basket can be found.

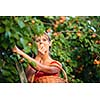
[34,76,66,83]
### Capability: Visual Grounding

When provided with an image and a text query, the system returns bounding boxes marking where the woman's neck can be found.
[37,51,50,61]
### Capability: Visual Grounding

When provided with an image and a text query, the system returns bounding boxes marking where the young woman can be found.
[12,33,68,83]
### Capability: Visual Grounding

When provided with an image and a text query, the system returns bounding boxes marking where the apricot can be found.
[31,20,35,24]
[76,32,81,37]
[28,43,32,46]
[92,33,97,38]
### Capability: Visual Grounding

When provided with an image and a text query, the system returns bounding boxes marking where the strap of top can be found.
[50,61,61,67]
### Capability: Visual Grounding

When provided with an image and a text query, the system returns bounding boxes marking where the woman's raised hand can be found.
[12,45,20,54]
[38,44,47,55]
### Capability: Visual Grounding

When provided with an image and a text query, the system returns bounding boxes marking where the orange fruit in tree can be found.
[98,40,100,44]
[94,59,97,64]
[95,40,100,44]
[60,16,66,21]
[54,24,58,28]
[95,40,99,44]
[92,33,97,38]
[59,19,64,23]
[28,43,32,46]
[96,61,100,64]
[31,20,35,24]
[55,21,59,25]
[47,28,51,33]
[93,59,100,65]
[53,32,61,36]
[74,26,77,29]
[76,32,81,37]
[66,59,70,63]
[53,32,58,36]
[77,56,81,59]
[19,58,24,63]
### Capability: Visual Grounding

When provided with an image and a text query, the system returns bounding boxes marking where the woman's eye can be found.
[43,38,47,41]
[36,39,40,42]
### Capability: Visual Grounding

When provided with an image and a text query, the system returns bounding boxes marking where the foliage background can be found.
[0,16,100,83]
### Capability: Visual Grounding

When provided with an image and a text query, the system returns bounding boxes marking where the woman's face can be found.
[35,34,51,54]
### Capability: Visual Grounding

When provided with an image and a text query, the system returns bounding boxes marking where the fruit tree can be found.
[0,16,100,82]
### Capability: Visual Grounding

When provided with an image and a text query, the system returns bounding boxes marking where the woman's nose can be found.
[40,42,42,44]
[40,40,43,44]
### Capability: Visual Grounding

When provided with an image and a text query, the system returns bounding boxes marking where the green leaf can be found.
[72,35,77,39]
[30,61,37,68]
[6,77,14,82]
[1,42,8,49]
[0,27,5,33]
[2,70,12,76]
[20,38,25,47]
[5,31,11,38]
[31,42,38,55]
[0,60,3,66]
[32,19,45,35]
[24,16,32,22]
[18,20,25,28]
[20,38,29,47]
[23,62,28,68]
[23,46,31,53]
[17,54,21,60]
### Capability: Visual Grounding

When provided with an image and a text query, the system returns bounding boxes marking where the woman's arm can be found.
[12,46,60,74]
[12,45,41,70]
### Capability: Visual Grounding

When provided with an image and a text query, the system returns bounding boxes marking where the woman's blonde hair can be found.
[33,32,51,42]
